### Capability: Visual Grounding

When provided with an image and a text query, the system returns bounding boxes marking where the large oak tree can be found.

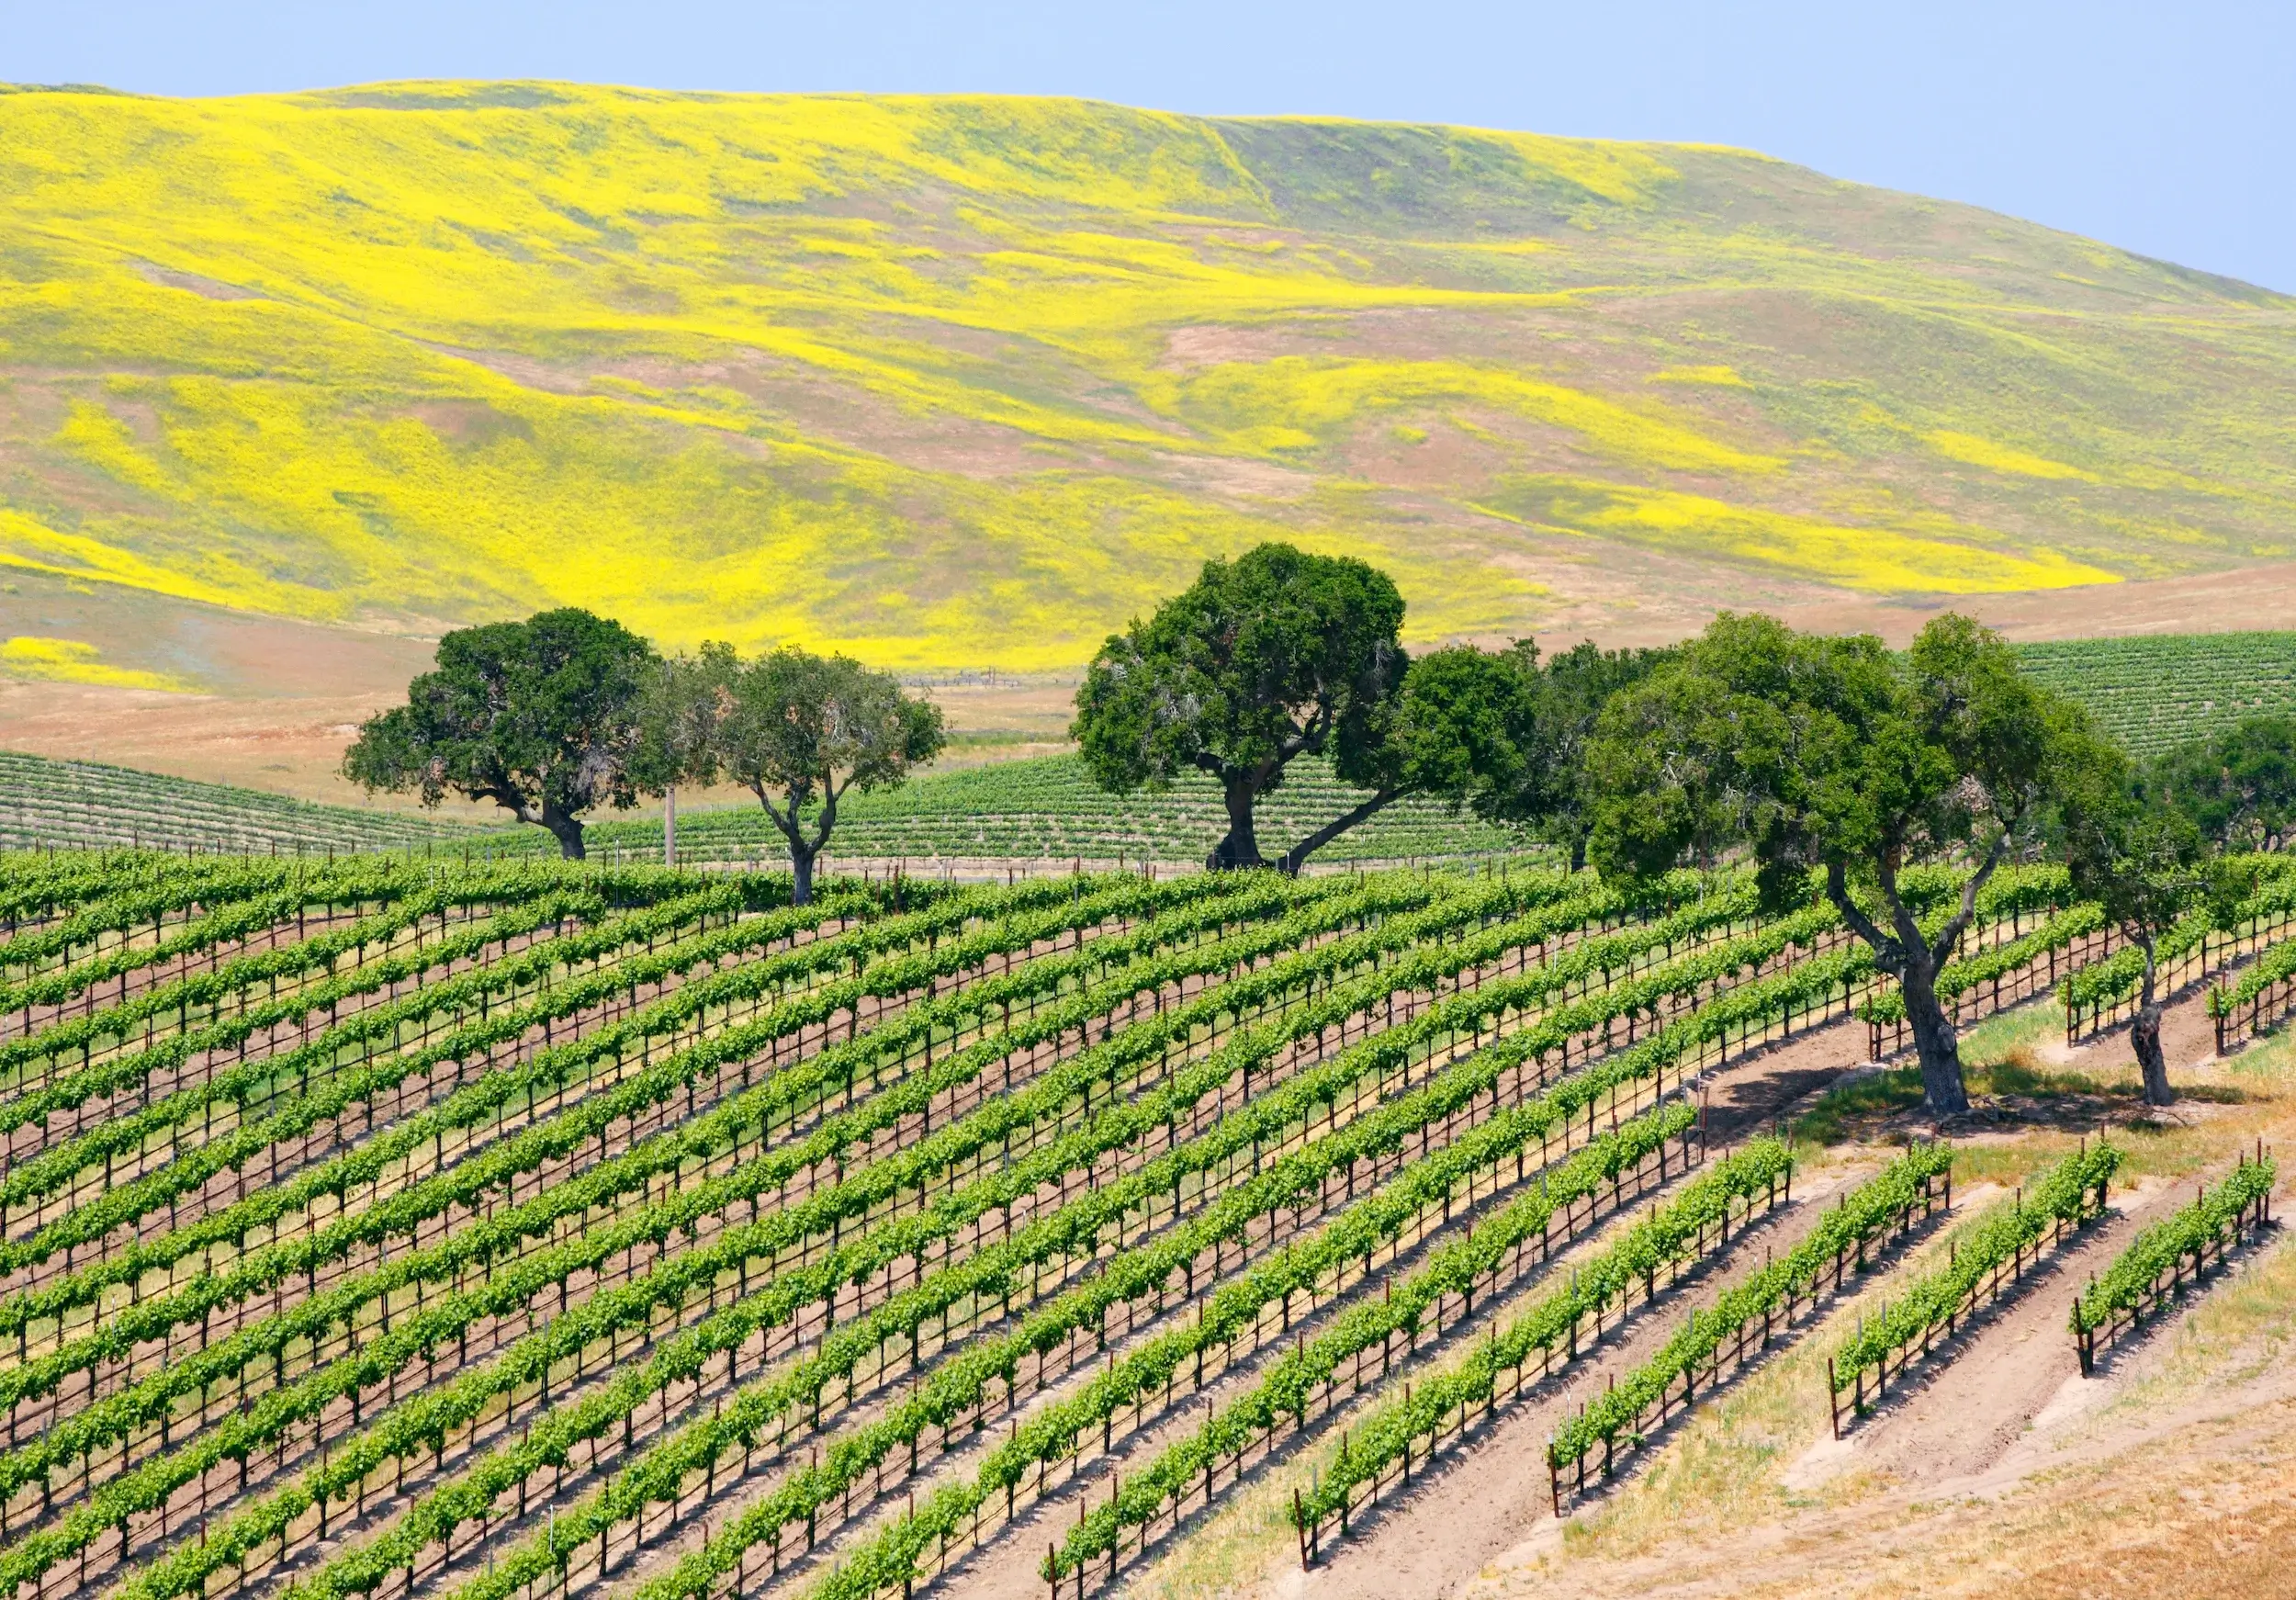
[343,608,657,860]
[1585,612,2086,1115]
[1073,545,1553,873]
[1073,544,1409,871]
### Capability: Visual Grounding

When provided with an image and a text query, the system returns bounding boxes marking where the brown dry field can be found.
[0,569,1075,815]
[1099,987,2296,1600]
[6,558,2296,810]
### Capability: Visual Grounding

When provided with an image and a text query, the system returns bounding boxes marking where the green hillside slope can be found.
[2015,632,2296,754]
[3,82,2293,670]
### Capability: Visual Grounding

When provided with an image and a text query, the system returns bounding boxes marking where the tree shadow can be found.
[1795,1048,2257,1148]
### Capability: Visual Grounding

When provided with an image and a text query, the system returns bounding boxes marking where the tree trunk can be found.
[2133,940,2172,1106]
[1207,775,1265,871]
[1899,960,1971,1117]
[1569,835,1588,874]
[539,808,587,861]
[751,780,832,907]
[1824,860,1973,1118]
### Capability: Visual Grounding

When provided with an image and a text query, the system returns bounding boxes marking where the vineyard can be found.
[575,756,1534,871]
[0,752,1536,870]
[2012,631,2296,754]
[3,630,2294,865]
[0,756,478,857]
[0,829,2274,1600]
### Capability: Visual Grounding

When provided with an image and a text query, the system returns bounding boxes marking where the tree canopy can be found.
[2144,715,2296,853]
[1518,638,1678,871]
[1585,611,2086,1114]
[1073,544,1409,870]
[342,608,657,860]
[647,643,944,902]
[1266,644,1551,873]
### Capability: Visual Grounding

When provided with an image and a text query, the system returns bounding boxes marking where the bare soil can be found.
[1806,1173,2181,1490]
[1767,558,2296,652]
[1436,1223,2296,1600]
[0,568,1073,810]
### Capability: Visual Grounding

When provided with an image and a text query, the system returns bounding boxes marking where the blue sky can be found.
[10,0,2293,291]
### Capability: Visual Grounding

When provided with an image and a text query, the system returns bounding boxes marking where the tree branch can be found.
[1277,789,1399,876]
[1874,850,1941,978]
[1825,859,1906,975]
[749,783,806,851]
[1278,700,1334,761]
[1927,832,2009,975]
[807,768,845,857]
[480,784,542,827]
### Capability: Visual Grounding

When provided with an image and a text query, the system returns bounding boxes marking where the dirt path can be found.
[1440,1223,2296,1600]
[1693,1014,1872,1142]
[1270,1157,1874,1600]
[1203,986,2296,1600]
[1314,1164,2277,1600]
[1788,1172,2188,1493]
[1230,990,2246,1600]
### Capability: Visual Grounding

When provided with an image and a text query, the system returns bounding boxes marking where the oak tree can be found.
[1073,544,1408,871]
[1522,638,1679,872]
[1585,612,2082,1115]
[648,643,944,903]
[2057,735,2209,1105]
[342,608,657,860]
[1273,643,1552,873]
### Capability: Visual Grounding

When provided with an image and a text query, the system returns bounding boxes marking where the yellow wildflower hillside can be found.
[2,82,2292,668]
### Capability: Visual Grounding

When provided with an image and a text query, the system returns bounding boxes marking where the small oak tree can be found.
[2057,735,2209,1106]
[343,608,656,860]
[1586,612,2083,1116]
[1074,544,1407,871]
[649,643,944,904]
[1522,638,1679,872]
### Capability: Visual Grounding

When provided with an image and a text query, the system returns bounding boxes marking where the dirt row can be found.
[1217,984,2290,1600]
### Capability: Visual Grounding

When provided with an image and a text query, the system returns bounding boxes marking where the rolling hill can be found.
[3,81,2294,677]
